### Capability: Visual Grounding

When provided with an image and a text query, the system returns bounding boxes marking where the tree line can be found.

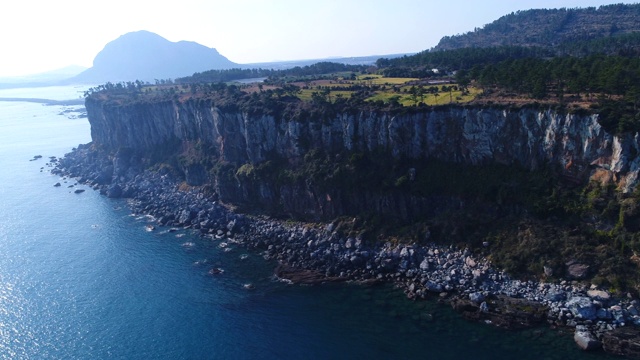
[175,62,367,84]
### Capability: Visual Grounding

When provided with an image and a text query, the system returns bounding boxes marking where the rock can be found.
[602,327,640,358]
[465,256,477,268]
[178,209,195,224]
[597,308,612,320]
[469,292,485,304]
[424,280,443,292]
[472,269,483,279]
[344,238,355,249]
[567,263,590,279]
[74,189,85,194]
[545,289,566,302]
[587,289,611,302]
[566,296,597,320]
[274,264,346,284]
[479,301,489,313]
[419,258,429,271]
[451,295,547,330]
[107,184,123,198]
[53,182,61,187]
[574,327,602,351]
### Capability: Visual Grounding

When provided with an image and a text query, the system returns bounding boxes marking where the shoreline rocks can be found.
[50,144,640,358]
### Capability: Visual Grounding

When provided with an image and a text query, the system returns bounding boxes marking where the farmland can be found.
[244,74,481,106]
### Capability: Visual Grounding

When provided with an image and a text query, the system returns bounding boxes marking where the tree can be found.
[409,85,419,105]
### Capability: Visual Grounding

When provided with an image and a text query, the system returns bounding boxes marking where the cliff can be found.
[86,97,640,194]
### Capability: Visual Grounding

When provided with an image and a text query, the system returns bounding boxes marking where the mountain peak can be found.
[74,31,236,83]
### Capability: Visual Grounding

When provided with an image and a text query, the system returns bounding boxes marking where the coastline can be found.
[51,143,640,357]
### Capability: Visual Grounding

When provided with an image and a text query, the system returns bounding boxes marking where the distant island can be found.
[71,30,237,83]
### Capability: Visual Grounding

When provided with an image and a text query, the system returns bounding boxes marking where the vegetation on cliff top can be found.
[434,4,640,53]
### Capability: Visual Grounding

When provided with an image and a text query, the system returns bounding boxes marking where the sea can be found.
[0,85,616,359]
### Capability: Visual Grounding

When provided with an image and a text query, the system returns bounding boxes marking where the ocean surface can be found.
[0,85,616,359]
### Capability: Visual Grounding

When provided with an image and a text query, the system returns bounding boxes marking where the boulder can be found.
[545,290,566,302]
[566,296,596,320]
[465,256,477,268]
[587,289,611,302]
[574,327,602,351]
[567,263,590,279]
[419,258,430,271]
[469,292,485,304]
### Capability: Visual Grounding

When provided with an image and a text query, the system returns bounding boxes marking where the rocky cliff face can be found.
[86,98,640,194]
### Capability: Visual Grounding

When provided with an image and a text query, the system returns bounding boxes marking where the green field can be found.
[294,74,480,106]
[366,85,481,106]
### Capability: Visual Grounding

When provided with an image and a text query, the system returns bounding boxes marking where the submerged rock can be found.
[451,295,547,330]
[602,327,640,358]
[275,264,347,285]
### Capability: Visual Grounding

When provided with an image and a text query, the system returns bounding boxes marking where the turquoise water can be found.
[0,86,616,359]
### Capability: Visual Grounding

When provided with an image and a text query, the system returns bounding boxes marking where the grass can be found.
[291,73,480,105]
[297,89,354,101]
[355,75,418,85]
[366,85,482,106]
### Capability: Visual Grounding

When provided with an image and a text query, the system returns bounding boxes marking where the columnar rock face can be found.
[85,98,640,193]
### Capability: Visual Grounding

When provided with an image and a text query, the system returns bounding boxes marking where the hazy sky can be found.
[1,0,638,77]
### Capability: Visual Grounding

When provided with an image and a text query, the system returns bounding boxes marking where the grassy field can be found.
[355,74,418,85]
[367,85,482,106]
[297,89,354,101]
[291,73,480,106]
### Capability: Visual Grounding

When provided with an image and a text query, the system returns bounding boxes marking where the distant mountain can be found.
[434,3,640,53]
[72,30,236,83]
[0,65,87,87]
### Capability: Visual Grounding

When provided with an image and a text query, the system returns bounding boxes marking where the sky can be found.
[1,0,638,77]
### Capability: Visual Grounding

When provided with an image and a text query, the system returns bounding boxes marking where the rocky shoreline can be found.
[50,143,640,357]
